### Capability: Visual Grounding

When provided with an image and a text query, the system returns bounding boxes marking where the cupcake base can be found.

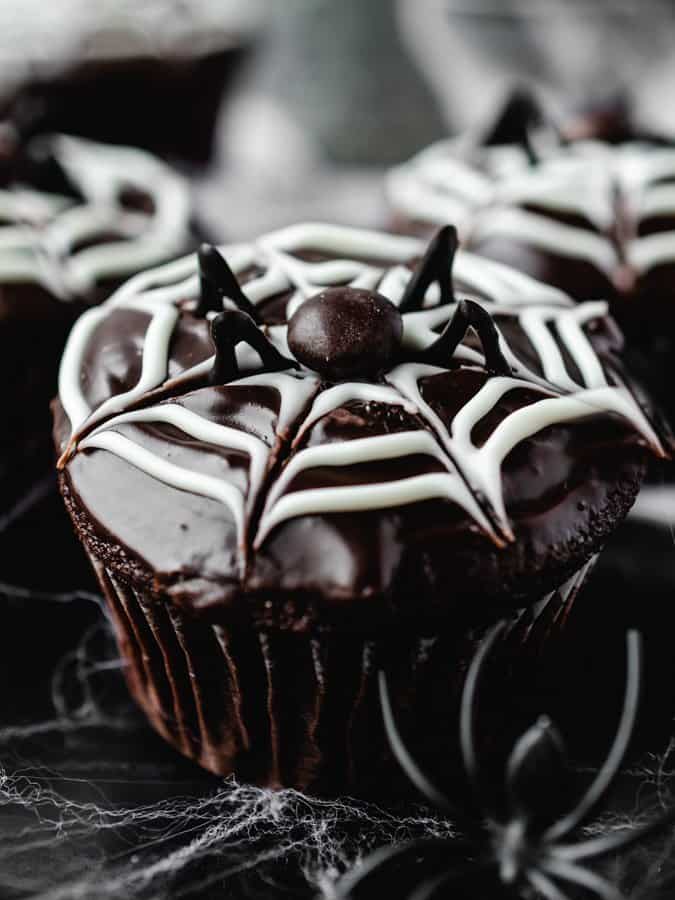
[91,553,593,796]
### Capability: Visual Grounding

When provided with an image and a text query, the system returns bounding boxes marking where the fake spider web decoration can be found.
[1,490,675,900]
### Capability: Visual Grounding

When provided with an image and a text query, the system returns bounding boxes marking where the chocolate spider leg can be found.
[541,859,624,900]
[197,244,261,322]
[416,298,512,375]
[197,249,223,316]
[527,869,573,900]
[406,861,492,900]
[334,838,455,899]
[210,310,299,384]
[459,621,508,795]
[378,671,454,811]
[482,88,545,165]
[520,125,539,166]
[544,631,642,843]
[555,803,675,863]
[398,225,457,313]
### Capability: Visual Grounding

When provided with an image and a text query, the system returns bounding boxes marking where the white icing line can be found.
[109,253,202,307]
[232,371,320,433]
[262,430,452,515]
[454,250,572,308]
[513,307,576,390]
[79,430,245,543]
[295,382,419,444]
[87,404,270,506]
[626,232,675,273]
[58,305,112,434]
[471,386,663,525]
[385,138,494,233]
[636,183,675,220]
[449,377,552,526]
[469,206,619,275]
[81,304,179,430]
[259,222,423,262]
[554,304,609,389]
[493,158,615,231]
[386,361,465,459]
[79,372,321,544]
[254,471,491,550]
[385,164,478,233]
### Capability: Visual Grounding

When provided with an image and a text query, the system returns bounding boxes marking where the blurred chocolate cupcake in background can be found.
[560,90,657,145]
[0,126,194,589]
[0,0,264,168]
[385,90,675,428]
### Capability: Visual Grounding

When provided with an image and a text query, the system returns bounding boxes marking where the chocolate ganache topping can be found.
[54,223,665,621]
[0,126,191,303]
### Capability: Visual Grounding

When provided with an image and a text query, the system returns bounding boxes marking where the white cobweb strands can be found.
[0,772,457,900]
[0,595,674,900]
[0,598,458,900]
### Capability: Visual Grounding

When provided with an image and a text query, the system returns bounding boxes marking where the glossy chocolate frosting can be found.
[54,224,665,627]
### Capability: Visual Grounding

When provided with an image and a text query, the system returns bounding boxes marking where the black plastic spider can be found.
[337,626,675,900]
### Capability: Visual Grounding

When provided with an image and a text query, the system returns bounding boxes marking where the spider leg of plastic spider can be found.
[527,868,574,900]
[406,860,493,900]
[543,630,642,844]
[541,858,624,900]
[334,838,457,900]
[459,620,508,800]
[378,670,456,812]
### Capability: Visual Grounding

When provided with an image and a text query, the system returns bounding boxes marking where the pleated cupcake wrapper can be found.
[91,552,596,794]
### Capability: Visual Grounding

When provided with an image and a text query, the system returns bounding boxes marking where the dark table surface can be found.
[1,470,675,900]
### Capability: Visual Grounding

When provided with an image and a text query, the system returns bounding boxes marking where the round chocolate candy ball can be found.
[287,287,403,380]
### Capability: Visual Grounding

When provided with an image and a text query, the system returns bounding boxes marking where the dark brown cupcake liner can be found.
[91,552,595,796]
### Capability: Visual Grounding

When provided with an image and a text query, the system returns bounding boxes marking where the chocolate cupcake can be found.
[386,90,557,239]
[386,94,675,423]
[0,1,261,166]
[53,223,665,794]
[0,125,192,557]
